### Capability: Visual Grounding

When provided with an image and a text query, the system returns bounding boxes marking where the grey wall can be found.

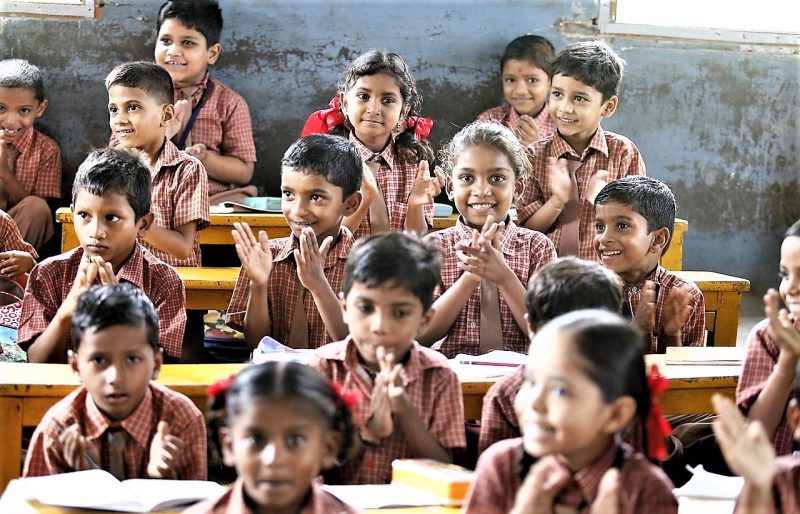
[2,0,797,294]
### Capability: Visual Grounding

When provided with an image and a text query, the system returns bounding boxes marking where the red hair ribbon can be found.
[208,374,236,401]
[300,97,345,137]
[645,364,672,461]
[331,381,363,413]
[405,116,433,141]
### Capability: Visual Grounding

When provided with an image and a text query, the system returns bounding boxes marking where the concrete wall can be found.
[2,0,797,293]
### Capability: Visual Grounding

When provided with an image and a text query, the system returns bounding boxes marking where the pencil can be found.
[54,420,100,470]
[457,360,521,368]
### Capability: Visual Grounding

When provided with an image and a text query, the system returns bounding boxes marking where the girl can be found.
[184,362,360,514]
[301,50,440,238]
[464,309,677,514]
[421,121,556,357]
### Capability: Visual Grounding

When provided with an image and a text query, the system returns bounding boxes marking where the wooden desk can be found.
[175,267,238,310]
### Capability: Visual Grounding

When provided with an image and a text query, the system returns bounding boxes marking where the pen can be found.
[54,420,99,470]
[458,360,521,368]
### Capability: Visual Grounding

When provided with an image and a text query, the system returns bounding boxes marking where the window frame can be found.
[2,0,96,18]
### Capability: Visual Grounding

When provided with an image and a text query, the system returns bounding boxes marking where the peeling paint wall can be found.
[2,0,797,293]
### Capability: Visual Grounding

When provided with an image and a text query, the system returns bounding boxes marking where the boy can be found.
[19,148,186,363]
[155,0,257,204]
[226,134,361,349]
[311,232,466,484]
[477,35,556,146]
[23,283,206,479]
[594,176,704,353]
[106,61,209,268]
[0,59,61,250]
[478,257,623,453]
[516,41,645,261]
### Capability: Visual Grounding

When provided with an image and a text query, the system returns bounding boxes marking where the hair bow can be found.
[300,97,346,137]
[331,381,363,413]
[645,363,672,461]
[405,116,433,141]
[208,374,236,401]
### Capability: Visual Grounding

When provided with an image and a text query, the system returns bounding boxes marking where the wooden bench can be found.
[673,271,750,347]
[176,267,238,310]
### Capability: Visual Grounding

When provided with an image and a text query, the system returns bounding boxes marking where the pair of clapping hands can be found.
[455,215,514,287]
[631,280,694,340]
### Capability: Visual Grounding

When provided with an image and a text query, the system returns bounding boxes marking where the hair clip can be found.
[405,116,433,141]
[645,363,672,461]
[208,374,236,402]
[331,381,363,413]
[300,97,345,137]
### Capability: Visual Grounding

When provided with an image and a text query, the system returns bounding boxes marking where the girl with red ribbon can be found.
[300,50,440,239]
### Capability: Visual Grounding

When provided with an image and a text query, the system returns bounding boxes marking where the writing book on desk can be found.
[251,336,315,365]
[448,350,526,378]
[28,469,224,512]
[210,196,282,214]
[665,346,744,366]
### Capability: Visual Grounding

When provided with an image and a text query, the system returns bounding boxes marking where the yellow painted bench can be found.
[176,266,238,310]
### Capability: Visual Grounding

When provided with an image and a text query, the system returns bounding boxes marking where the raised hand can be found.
[517,114,541,147]
[92,255,118,285]
[407,160,442,207]
[662,284,692,337]
[147,421,186,479]
[165,99,191,140]
[633,280,656,335]
[360,161,379,203]
[547,157,572,206]
[590,469,620,514]
[294,227,332,290]
[59,423,100,471]
[456,215,514,286]
[765,288,800,358]
[232,222,272,287]
[585,169,611,205]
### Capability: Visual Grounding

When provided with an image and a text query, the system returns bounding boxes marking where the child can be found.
[0,208,37,283]
[464,310,677,513]
[23,283,206,479]
[310,232,466,484]
[737,220,800,456]
[516,40,646,262]
[226,134,362,349]
[476,35,556,146]
[478,257,623,453]
[421,121,556,357]
[106,61,209,267]
[594,176,705,353]
[185,362,360,514]
[301,49,441,238]
[0,58,61,250]
[155,0,257,204]
[19,148,186,363]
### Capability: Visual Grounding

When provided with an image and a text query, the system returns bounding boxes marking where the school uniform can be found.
[424,217,556,358]
[516,127,646,261]
[622,265,706,353]
[310,338,466,484]
[144,138,209,267]
[4,127,61,249]
[349,135,434,239]
[23,382,206,480]
[464,438,677,514]
[172,73,257,203]
[476,103,556,143]
[768,455,800,513]
[737,318,799,456]
[478,365,525,454]
[226,227,354,349]
[181,479,360,514]
[18,243,187,360]
[0,208,38,259]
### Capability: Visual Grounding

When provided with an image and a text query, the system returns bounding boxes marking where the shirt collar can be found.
[176,72,211,106]
[115,242,145,289]
[622,265,663,294]
[151,137,182,175]
[569,441,624,506]
[550,125,608,161]
[273,226,355,268]
[349,132,396,171]
[9,126,35,154]
[453,215,521,257]
[83,385,155,450]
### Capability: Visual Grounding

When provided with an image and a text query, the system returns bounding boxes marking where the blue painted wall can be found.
[2,0,797,293]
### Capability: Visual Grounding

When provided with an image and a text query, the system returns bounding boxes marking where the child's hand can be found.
[165,99,191,141]
[517,115,541,147]
[407,160,442,207]
[58,257,97,322]
[585,169,611,205]
[590,469,620,514]
[632,280,656,335]
[0,142,18,177]
[90,255,118,285]
[294,227,332,291]
[59,424,100,471]
[360,161,380,203]
[367,355,395,439]
[378,346,410,414]
[456,216,515,287]
[0,250,35,278]
[765,288,800,359]
[147,421,186,479]
[547,157,572,206]
[662,284,692,337]
[185,143,209,162]
[232,222,272,287]
[510,455,570,514]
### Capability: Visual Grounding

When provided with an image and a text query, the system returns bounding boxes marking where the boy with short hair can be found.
[594,176,704,353]
[155,0,257,204]
[478,257,623,453]
[19,148,186,363]
[517,41,645,261]
[23,283,206,479]
[311,232,466,484]
[226,134,362,349]
[106,61,209,268]
[0,58,62,250]
[477,34,556,146]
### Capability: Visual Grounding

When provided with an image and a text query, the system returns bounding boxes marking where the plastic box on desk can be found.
[391,459,474,506]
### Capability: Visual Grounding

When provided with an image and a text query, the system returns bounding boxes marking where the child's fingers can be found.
[415,160,430,182]
[319,236,333,259]
[591,469,620,514]
[258,230,271,254]
[763,289,780,320]
[479,215,496,237]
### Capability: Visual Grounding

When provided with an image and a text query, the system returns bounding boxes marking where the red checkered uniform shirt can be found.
[173,73,257,196]
[622,265,706,353]
[424,217,556,357]
[464,438,677,514]
[145,138,209,267]
[349,134,434,239]
[476,103,556,144]
[18,244,186,359]
[8,127,62,199]
[226,228,354,348]
[478,365,525,453]
[737,318,799,456]
[0,208,37,258]
[310,338,466,484]
[23,382,206,480]
[516,126,646,261]
[768,455,800,513]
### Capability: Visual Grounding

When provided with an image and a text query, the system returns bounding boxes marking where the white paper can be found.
[673,465,744,500]
[322,483,446,508]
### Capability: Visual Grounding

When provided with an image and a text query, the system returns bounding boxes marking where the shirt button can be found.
[631,286,638,293]
[470,322,477,328]
[576,177,583,182]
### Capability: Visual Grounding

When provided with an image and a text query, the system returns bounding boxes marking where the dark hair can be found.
[281,134,363,198]
[105,61,174,106]
[526,257,622,331]
[0,58,45,102]
[539,309,650,455]
[343,232,440,312]
[335,50,435,163]
[550,40,626,101]
[501,35,556,76]
[157,0,223,46]
[439,121,531,181]
[72,148,152,221]
[595,176,676,254]
[71,284,160,352]
[785,219,800,239]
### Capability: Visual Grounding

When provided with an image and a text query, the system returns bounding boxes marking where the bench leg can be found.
[0,398,23,492]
